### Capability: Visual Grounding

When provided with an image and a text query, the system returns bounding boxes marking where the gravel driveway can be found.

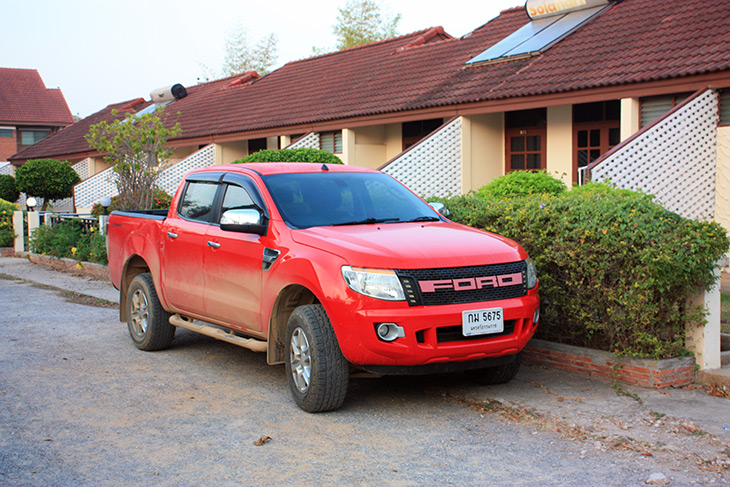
[1,274,727,486]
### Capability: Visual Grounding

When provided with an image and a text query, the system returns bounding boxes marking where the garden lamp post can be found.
[26,197,37,212]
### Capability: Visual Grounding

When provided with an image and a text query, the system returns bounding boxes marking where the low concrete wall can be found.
[19,252,110,282]
[524,338,696,388]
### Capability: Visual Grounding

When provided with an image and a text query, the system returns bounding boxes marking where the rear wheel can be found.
[126,273,175,351]
[285,305,349,412]
[466,352,522,385]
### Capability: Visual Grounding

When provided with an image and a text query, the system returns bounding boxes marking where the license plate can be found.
[462,308,504,337]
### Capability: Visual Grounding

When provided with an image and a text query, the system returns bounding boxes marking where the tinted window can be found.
[179,181,218,222]
[264,172,438,229]
[220,184,255,219]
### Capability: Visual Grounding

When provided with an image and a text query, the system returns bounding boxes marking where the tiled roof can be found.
[0,68,74,125]
[11,0,730,162]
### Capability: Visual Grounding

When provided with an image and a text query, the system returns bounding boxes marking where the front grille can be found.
[396,261,527,306]
[436,320,517,343]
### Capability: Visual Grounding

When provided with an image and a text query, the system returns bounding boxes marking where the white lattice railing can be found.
[0,162,13,176]
[590,89,718,220]
[287,132,320,149]
[73,144,216,210]
[381,117,462,198]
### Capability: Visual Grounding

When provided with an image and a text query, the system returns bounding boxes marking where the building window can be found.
[573,100,620,179]
[0,128,13,138]
[505,109,547,172]
[720,90,730,126]
[320,131,343,154]
[248,138,267,154]
[640,93,691,127]
[402,119,443,150]
[19,129,50,146]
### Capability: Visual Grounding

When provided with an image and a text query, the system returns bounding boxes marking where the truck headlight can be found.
[342,266,405,301]
[526,258,538,289]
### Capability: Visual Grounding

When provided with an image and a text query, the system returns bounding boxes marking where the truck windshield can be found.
[262,172,441,229]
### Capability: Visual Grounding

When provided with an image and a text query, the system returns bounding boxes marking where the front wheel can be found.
[466,352,522,385]
[285,305,349,413]
[126,273,175,351]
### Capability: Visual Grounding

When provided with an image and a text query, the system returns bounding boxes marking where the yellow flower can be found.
[76,263,83,269]
[71,247,77,255]
[90,227,95,232]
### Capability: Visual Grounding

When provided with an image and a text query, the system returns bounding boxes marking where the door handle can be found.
[167,232,178,239]
[207,241,221,249]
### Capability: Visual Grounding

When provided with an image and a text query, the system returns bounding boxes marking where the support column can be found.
[686,266,722,370]
[13,211,24,253]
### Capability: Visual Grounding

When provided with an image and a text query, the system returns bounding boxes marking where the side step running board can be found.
[169,314,267,353]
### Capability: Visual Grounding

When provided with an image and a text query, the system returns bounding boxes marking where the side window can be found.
[179,181,219,222]
[220,184,255,218]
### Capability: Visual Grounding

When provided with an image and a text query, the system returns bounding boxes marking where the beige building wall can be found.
[716,126,730,236]
[215,140,248,164]
[344,124,403,169]
[461,113,503,192]
[546,105,573,186]
[169,146,197,165]
[620,98,641,142]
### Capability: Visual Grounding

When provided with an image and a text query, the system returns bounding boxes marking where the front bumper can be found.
[328,290,540,368]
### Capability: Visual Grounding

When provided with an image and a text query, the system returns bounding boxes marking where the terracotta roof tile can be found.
[0,68,74,125]
[12,0,730,162]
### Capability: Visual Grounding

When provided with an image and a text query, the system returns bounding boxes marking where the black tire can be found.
[466,352,522,385]
[285,304,349,413]
[126,273,175,351]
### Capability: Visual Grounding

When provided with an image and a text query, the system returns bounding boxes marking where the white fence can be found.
[73,145,216,210]
[381,117,463,198]
[589,89,718,221]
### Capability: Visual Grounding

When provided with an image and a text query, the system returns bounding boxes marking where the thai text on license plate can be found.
[462,307,504,336]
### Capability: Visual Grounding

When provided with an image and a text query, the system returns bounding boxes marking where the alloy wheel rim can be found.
[289,327,312,393]
[130,289,149,339]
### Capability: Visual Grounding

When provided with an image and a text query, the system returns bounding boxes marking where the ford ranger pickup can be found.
[106,163,540,412]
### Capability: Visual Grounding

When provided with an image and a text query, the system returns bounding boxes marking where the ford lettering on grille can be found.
[396,262,528,306]
[419,272,523,293]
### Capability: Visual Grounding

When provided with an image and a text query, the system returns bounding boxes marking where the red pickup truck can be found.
[106,163,540,412]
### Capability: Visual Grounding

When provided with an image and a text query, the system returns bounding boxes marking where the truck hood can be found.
[290,221,526,269]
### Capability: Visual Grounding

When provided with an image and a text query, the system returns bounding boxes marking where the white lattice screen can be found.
[0,162,12,176]
[591,90,718,220]
[287,132,320,149]
[73,145,216,210]
[382,117,462,198]
[157,144,216,194]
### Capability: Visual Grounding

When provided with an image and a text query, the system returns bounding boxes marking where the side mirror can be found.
[220,208,267,236]
[428,202,450,217]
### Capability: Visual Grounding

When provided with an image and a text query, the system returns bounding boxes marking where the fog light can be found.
[375,323,405,342]
[533,308,540,326]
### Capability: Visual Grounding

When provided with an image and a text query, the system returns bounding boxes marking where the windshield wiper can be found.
[332,217,402,226]
[406,216,441,222]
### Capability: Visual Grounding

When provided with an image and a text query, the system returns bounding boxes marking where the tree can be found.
[222,25,279,76]
[333,0,401,50]
[0,174,19,203]
[85,108,181,211]
[15,159,81,210]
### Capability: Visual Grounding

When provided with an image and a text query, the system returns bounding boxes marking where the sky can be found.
[4,0,521,119]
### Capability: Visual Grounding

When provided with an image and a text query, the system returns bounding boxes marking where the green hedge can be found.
[29,220,107,265]
[0,175,19,203]
[476,170,566,199]
[0,199,18,247]
[235,148,343,164]
[439,183,729,359]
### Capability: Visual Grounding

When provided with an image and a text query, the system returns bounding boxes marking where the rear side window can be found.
[179,181,219,222]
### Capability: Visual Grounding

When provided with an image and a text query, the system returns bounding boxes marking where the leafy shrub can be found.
[0,175,20,203]
[440,183,730,359]
[91,188,173,217]
[236,148,343,164]
[29,220,107,265]
[15,159,81,210]
[0,199,18,247]
[476,170,566,200]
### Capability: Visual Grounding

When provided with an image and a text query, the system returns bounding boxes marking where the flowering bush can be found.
[0,198,18,247]
[436,182,729,359]
[29,220,107,265]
